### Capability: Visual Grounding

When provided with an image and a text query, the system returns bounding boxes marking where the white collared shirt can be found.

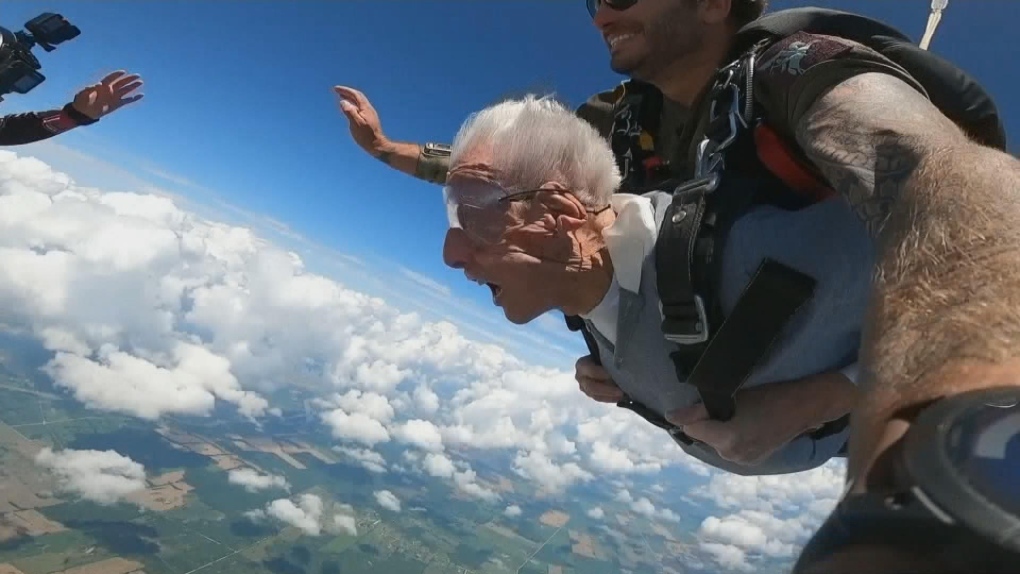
[579,194,658,345]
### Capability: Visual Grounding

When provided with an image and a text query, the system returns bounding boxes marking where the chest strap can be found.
[656,50,847,445]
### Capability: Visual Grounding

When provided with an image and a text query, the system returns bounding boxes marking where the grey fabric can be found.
[586,190,875,475]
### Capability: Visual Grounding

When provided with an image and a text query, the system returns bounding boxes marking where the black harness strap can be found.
[681,258,816,421]
[656,176,716,349]
[565,314,601,365]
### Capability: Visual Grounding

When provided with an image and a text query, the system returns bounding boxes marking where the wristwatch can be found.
[415,142,451,184]
[793,386,1020,573]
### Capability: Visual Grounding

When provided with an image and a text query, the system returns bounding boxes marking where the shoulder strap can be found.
[655,55,823,427]
[608,80,671,193]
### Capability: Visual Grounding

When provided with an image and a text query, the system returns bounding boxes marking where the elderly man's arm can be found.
[793,71,1020,483]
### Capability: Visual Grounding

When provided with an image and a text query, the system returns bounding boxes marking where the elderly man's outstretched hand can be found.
[333,86,391,156]
[575,355,624,403]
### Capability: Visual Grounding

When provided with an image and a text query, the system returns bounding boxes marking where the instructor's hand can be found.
[575,355,624,403]
[666,371,856,466]
[333,86,390,155]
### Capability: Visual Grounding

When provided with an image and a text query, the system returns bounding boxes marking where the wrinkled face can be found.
[441,164,568,325]
[590,0,705,83]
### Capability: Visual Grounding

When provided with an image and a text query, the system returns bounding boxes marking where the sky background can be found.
[0,2,1014,571]
[2,0,1015,367]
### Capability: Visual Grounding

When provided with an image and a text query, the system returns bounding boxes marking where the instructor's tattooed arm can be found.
[794,71,1020,486]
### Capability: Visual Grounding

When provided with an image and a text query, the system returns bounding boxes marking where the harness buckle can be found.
[673,173,720,197]
[662,294,710,345]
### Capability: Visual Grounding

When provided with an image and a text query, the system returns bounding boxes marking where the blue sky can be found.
[2,0,1016,366]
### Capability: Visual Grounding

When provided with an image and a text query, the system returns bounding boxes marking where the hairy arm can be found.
[794,72,1020,483]
[372,141,450,185]
[373,140,425,175]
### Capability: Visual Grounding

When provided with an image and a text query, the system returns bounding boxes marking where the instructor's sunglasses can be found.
[586,0,640,18]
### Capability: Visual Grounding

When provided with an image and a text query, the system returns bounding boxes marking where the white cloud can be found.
[35,447,146,505]
[453,468,500,503]
[374,489,401,512]
[246,493,325,536]
[413,384,440,415]
[587,507,605,520]
[246,494,360,538]
[513,450,593,493]
[334,446,388,473]
[504,504,522,517]
[701,542,754,573]
[692,462,846,572]
[0,150,849,573]
[332,513,357,536]
[613,488,681,523]
[393,419,445,453]
[228,468,290,493]
[422,452,457,478]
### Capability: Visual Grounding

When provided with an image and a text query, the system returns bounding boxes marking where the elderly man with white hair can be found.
[441,95,869,476]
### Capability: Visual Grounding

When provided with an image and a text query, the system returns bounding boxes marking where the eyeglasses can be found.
[443,178,610,245]
[585,0,640,18]
[443,179,553,245]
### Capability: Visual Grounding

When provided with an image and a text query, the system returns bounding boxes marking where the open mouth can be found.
[487,282,503,305]
[468,275,503,305]
[606,32,638,52]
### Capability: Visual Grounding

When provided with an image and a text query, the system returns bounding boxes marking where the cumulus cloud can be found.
[452,468,500,503]
[692,462,846,571]
[332,512,357,536]
[35,447,146,505]
[393,419,445,453]
[504,504,522,517]
[334,446,388,473]
[422,452,456,478]
[614,488,681,524]
[587,507,605,520]
[0,150,848,572]
[263,494,324,536]
[374,490,401,512]
[245,493,357,537]
[228,468,290,493]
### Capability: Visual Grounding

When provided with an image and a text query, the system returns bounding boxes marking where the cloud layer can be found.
[0,150,846,572]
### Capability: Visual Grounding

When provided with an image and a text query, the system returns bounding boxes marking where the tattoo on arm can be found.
[376,150,393,166]
[794,73,952,238]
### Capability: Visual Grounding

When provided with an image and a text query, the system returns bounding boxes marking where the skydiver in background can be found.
[0,70,143,146]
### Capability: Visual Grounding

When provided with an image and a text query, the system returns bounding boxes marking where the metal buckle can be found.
[673,173,720,196]
[707,84,742,149]
[663,294,709,345]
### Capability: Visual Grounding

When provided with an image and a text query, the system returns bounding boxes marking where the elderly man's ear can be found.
[536,182,589,234]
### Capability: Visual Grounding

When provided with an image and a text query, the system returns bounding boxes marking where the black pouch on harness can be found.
[731,7,1007,151]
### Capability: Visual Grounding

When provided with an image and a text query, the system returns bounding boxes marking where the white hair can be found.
[449,94,622,208]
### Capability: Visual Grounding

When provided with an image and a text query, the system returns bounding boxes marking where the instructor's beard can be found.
[612,4,705,84]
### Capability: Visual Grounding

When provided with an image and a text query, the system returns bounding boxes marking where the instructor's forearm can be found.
[795,72,1020,477]
[375,140,449,185]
